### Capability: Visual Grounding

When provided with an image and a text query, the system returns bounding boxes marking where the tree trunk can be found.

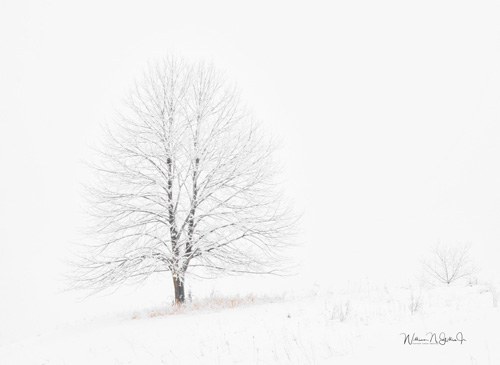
[173,275,185,305]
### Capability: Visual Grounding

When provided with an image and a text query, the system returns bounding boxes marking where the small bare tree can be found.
[72,57,295,304]
[422,243,475,285]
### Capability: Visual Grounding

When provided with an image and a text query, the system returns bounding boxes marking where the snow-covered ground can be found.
[1,282,498,364]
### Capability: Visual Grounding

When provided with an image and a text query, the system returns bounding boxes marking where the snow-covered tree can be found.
[422,243,475,285]
[72,57,295,304]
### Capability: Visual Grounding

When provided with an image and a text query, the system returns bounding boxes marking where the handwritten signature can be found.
[400,332,466,345]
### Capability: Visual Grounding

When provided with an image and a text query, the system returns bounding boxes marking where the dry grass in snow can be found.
[131,293,286,319]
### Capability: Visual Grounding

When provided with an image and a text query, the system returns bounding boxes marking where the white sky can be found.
[1,0,500,339]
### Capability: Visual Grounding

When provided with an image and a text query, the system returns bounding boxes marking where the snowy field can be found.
[1,282,498,364]
[2,1,500,364]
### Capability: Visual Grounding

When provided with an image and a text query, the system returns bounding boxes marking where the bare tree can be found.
[422,243,475,285]
[72,57,296,304]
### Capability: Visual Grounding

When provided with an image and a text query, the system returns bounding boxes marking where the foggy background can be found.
[1,0,500,342]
